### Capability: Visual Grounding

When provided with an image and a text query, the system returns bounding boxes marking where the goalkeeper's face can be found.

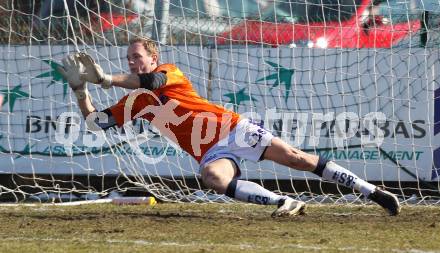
[127,42,158,74]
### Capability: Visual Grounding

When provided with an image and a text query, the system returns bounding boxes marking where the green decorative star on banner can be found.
[223,88,257,110]
[0,85,32,111]
[256,60,295,102]
[35,59,69,98]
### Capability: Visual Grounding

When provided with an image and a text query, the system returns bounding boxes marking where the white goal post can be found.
[0,0,439,204]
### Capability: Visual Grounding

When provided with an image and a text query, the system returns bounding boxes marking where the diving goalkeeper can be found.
[59,37,400,216]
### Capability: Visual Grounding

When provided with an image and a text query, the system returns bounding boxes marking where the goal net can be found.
[0,0,439,204]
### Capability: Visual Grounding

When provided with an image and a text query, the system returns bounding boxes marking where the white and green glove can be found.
[58,53,89,100]
[77,52,112,89]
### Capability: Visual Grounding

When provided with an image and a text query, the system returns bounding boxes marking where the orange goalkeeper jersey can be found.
[109,63,241,162]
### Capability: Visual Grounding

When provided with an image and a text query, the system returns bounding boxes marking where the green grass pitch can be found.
[0,203,439,253]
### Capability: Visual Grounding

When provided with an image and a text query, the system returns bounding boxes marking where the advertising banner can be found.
[0,45,438,182]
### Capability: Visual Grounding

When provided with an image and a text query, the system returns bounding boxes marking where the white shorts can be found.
[199,119,274,173]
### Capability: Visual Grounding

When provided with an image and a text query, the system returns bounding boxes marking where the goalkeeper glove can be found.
[58,53,89,100]
[77,52,112,89]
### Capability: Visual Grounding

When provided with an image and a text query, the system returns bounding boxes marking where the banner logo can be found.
[0,84,32,111]
[256,60,295,102]
[223,87,257,110]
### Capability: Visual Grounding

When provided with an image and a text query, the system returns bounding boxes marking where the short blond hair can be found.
[129,37,159,57]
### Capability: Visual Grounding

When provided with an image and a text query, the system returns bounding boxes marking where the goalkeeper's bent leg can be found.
[224,179,306,217]
[202,158,284,205]
[201,158,305,216]
[224,179,283,205]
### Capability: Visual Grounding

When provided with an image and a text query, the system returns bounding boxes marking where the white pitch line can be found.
[0,199,112,207]
[1,237,439,253]
[0,197,155,207]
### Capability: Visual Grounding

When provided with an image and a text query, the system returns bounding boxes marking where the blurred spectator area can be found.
[0,0,437,46]
[0,0,148,44]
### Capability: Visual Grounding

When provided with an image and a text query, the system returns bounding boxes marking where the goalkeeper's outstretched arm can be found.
[109,72,166,90]
[76,52,166,90]
[58,52,166,130]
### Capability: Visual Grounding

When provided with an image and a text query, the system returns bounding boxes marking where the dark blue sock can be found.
[313,156,329,177]
[225,179,238,198]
